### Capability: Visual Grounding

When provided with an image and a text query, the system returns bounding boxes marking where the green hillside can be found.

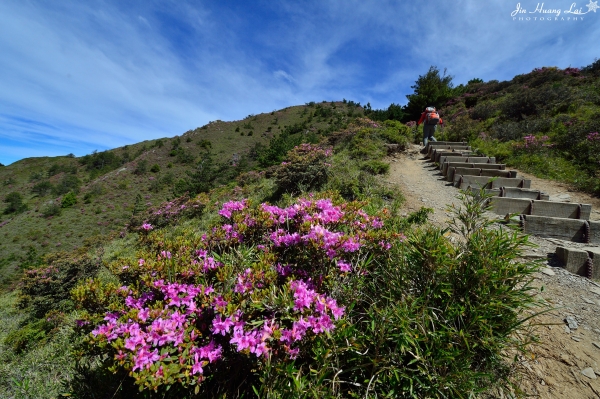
[0,102,362,286]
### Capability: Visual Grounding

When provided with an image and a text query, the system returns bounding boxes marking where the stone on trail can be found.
[553,193,571,202]
[540,268,555,276]
[581,367,597,379]
[565,315,578,330]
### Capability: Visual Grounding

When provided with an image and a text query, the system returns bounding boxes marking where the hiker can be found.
[417,106,443,150]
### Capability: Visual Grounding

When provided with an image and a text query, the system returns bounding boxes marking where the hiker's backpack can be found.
[425,107,440,125]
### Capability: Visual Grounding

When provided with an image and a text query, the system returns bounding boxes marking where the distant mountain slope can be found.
[0,101,364,285]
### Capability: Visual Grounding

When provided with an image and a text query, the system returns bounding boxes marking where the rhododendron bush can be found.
[273,143,332,194]
[76,194,400,392]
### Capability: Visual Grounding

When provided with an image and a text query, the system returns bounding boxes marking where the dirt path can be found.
[384,144,600,398]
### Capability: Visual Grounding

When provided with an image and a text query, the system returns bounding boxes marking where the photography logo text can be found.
[511,1,599,20]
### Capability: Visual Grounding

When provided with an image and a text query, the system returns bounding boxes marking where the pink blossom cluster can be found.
[91,275,345,378]
[234,268,265,293]
[135,195,206,232]
[291,143,333,157]
[515,135,553,151]
[587,132,600,141]
[89,196,397,389]
[141,223,153,231]
[218,200,246,218]
[194,249,222,271]
[218,198,389,271]
[92,280,223,377]
[23,265,59,284]
[563,67,580,76]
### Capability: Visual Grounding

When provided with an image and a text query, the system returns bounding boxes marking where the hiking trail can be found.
[384,143,600,398]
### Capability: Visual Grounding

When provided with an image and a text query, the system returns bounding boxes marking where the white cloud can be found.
[138,15,150,27]
[273,70,295,84]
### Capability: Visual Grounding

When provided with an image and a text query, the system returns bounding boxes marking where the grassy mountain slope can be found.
[438,63,600,195]
[0,101,364,286]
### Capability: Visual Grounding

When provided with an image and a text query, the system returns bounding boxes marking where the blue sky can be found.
[1,0,599,165]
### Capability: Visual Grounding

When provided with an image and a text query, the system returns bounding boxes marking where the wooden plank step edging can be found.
[443,162,506,180]
[501,187,550,200]
[430,147,472,161]
[489,198,592,219]
[489,197,532,215]
[439,156,497,170]
[555,247,600,279]
[432,149,473,162]
[425,141,467,154]
[521,215,587,242]
[531,201,591,220]
[464,187,550,200]
[453,167,514,179]
[455,175,531,189]
[589,220,600,244]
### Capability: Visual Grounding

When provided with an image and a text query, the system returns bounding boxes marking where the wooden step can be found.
[439,156,496,170]
[522,215,588,242]
[489,198,591,219]
[555,247,600,279]
[455,175,531,189]
[590,220,600,244]
[500,187,550,200]
[453,167,514,179]
[463,187,549,200]
[443,162,506,179]
[425,141,467,155]
[430,147,472,161]
[431,149,473,162]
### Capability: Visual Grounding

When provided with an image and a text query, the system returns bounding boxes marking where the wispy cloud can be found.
[0,0,598,165]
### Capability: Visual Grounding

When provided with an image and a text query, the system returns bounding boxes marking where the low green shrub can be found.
[4,318,53,354]
[19,252,100,319]
[61,192,78,208]
[273,143,332,194]
[257,122,316,167]
[53,174,81,195]
[31,181,54,197]
[379,120,412,148]
[349,128,386,160]
[3,192,27,214]
[134,159,148,175]
[41,201,61,217]
[198,139,212,149]
[29,171,46,182]
[359,159,389,175]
